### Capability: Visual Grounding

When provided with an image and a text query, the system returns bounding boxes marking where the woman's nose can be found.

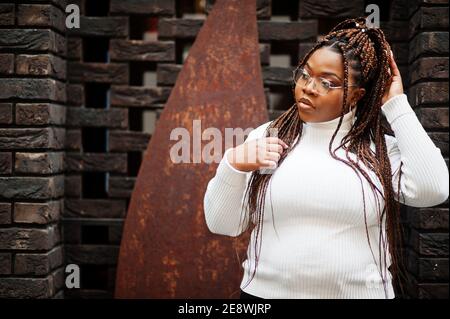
[302,79,317,96]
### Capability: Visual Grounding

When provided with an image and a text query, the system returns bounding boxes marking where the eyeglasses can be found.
[292,66,358,96]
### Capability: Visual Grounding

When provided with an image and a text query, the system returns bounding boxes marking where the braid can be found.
[239,17,408,298]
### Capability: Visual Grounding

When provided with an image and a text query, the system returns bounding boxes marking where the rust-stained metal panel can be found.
[115,0,268,298]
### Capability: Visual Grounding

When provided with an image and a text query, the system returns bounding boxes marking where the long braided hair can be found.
[238,17,408,298]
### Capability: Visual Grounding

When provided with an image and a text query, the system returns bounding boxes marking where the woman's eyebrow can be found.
[305,62,342,81]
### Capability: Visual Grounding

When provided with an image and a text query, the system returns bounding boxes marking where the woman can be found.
[203,17,449,299]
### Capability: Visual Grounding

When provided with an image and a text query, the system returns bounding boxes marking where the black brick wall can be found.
[0,0,448,299]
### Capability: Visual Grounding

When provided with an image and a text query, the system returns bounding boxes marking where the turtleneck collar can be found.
[295,110,355,148]
[302,109,355,132]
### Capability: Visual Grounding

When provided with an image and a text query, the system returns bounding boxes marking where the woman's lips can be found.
[298,98,314,110]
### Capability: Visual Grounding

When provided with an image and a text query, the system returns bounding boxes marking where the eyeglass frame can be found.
[292,65,359,96]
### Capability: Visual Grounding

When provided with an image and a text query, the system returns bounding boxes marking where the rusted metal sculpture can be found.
[115,0,268,298]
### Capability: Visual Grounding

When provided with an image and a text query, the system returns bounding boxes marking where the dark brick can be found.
[408,82,449,107]
[67,108,127,128]
[66,84,84,106]
[15,152,64,174]
[68,62,128,84]
[16,54,66,80]
[17,4,65,33]
[299,0,364,18]
[0,4,14,26]
[380,21,410,42]
[0,276,54,298]
[110,39,175,62]
[419,107,449,130]
[409,57,449,84]
[410,208,449,230]
[409,32,449,63]
[65,129,81,151]
[65,245,119,265]
[0,128,65,150]
[16,103,66,125]
[67,37,82,60]
[0,103,13,125]
[0,176,64,199]
[108,176,136,198]
[0,78,66,102]
[408,250,448,282]
[0,29,65,55]
[64,199,127,218]
[409,229,449,257]
[0,152,12,175]
[262,67,293,86]
[156,63,181,86]
[0,202,11,224]
[110,0,175,15]
[0,53,14,74]
[0,225,58,250]
[65,153,127,173]
[298,43,315,61]
[65,175,81,197]
[157,18,203,39]
[111,85,171,107]
[14,246,63,275]
[108,130,150,151]
[14,201,61,224]
[68,17,128,37]
[0,253,12,275]
[259,21,318,41]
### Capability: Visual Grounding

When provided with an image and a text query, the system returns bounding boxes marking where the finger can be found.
[265,137,289,149]
[261,160,277,169]
[389,50,401,77]
[267,143,284,154]
[266,151,281,162]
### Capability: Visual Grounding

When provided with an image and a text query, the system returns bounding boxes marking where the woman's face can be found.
[294,47,365,123]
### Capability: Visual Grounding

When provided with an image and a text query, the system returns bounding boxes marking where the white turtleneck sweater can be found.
[203,94,449,299]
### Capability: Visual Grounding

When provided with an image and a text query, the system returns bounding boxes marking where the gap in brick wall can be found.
[85,83,110,108]
[82,172,108,198]
[129,108,143,131]
[128,152,142,177]
[271,0,299,21]
[81,225,110,244]
[80,265,109,289]
[175,39,194,64]
[129,62,157,86]
[129,16,159,40]
[142,110,158,135]
[85,0,110,17]
[82,127,107,152]
[83,37,109,62]
[269,86,295,111]
[270,41,299,67]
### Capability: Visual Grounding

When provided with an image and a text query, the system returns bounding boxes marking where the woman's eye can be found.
[320,79,332,89]
[301,72,310,79]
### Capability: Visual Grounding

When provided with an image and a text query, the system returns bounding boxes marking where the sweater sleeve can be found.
[382,94,449,207]
[203,122,271,237]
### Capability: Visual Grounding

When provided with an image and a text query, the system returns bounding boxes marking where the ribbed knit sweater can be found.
[203,94,449,299]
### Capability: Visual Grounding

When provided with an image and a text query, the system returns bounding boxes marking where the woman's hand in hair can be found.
[382,50,404,105]
[227,137,289,172]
